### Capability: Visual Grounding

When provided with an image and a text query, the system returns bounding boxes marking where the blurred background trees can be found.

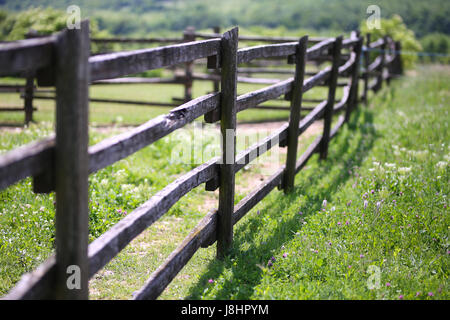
[0,0,448,65]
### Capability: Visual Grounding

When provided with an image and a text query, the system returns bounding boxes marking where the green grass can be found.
[0,65,447,299]
[182,65,449,300]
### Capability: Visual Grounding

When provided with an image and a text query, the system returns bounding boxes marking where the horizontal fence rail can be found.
[89,38,222,82]
[0,21,402,300]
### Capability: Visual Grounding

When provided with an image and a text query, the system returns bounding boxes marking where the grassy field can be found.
[0,65,448,299]
[184,65,450,300]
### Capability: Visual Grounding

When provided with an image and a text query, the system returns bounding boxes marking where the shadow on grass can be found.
[185,105,380,299]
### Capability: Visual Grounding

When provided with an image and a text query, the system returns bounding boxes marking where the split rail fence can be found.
[0,20,402,299]
[0,26,400,125]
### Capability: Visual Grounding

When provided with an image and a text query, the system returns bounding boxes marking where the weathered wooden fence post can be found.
[319,36,342,160]
[385,37,393,85]
[212,26,221,93]
[345,32,363,122]
[54,20,90,299]
[23,74,34,125]
[23,31,37,126]
[282,36,308,193]
[374,36,386,93]
[362,33,371,106]
[216,27,238,259]
[183,26,195,102]
[391,41,403,77]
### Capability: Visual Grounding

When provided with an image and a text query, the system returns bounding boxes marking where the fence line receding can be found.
[0,21,402,300]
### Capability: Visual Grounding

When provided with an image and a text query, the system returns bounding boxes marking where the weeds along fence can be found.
[0,26,400,125]
[0,20,402,299]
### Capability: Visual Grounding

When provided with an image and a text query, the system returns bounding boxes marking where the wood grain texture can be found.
[53,20,90,299]
[362,33,371,105]
[319,36,342,160]
[0,137,54,191]
[194,32,327,44]
[345,34,363,122]
[216,27,238,259]
[89,39,221,81]
[236,78,294,113]
[302,68,331,93]
[0,36,56,77]
[237,42,297,64]
[283,36,308,193]
[91,37,183,44]
[92,77,183,85]
[306,38,335,60]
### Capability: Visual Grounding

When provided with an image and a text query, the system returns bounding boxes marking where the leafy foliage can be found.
[360,15,422,69]
[0,7,112,53]
[420,33,450,64]
[0,0,449,37]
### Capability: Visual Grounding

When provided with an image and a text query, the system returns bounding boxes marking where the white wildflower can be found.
[398,167,412,174]
[436,161,447,169]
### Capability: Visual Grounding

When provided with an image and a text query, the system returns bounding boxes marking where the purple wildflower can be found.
[386,282,391,287]
[398,295,404,300]
[376,201,381,210]
[360,254,364,259]
[283,253,288,258]
[208,279,214,284]
[428,292,434,297]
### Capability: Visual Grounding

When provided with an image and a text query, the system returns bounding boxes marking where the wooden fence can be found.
[0,20,402,299]
[0,26,399,125]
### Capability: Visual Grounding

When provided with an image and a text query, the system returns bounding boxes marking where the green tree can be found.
[360,14,422,69]
[0,8,113,53]
[420,33,450,64]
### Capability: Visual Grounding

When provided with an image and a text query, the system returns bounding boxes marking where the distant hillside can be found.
[0,0,449,37]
